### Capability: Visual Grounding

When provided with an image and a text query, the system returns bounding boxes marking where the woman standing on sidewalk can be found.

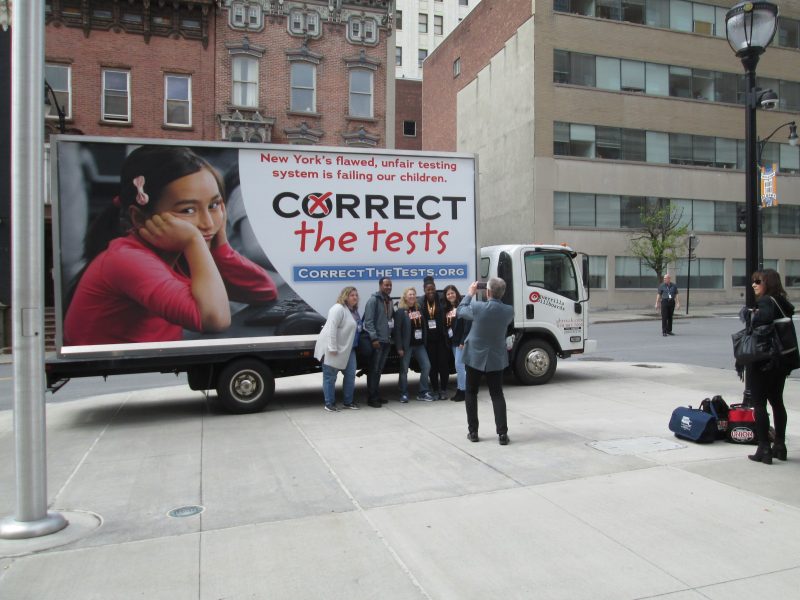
[422,279,450,399]
[443,285,469,402]
[394,287,434,402]
[314,286,362,412]
[743,269,798,464]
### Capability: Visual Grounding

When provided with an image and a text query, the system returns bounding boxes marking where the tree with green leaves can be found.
[627,205,689,282]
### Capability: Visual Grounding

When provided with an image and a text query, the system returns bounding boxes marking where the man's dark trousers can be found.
[661,299,676,334]
[465,366,508,434]
[367,342,390,402]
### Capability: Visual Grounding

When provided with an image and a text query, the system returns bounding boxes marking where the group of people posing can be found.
[314,276,515,445]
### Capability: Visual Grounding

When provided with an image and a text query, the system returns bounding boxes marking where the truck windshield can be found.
[523,252,578,301]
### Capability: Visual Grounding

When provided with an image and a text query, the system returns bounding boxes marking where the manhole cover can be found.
[632,363,662,369]
[589,437,684,455]
[167,505,204,518]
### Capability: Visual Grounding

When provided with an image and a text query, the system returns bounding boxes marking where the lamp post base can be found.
[0,511,68,540]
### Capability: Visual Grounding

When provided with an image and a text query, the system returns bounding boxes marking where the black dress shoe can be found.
[467,431,479,442]
[498,434,510,446]
[667,332,675,336]
[662,333,668,337]
[379,397,388,404]
[367,400,382,408]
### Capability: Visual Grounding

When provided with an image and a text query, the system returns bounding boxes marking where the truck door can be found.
[521,250,584,351]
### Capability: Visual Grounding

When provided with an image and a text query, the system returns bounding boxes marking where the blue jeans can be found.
[322,351,357,407]
[452,345,466,391]
[367,342,391,402]
[399,345,431,396]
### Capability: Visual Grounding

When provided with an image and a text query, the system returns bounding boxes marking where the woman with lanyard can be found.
[422,277,450,400]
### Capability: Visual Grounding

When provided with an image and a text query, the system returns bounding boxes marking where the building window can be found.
[778,17,800,49]
[349,69,373,118]
[396,46,402,67]
[675,258,724,289]
[785,260,800,288]
[732,259,779,287]
[232,56,258,107]
[615,257,659,289]
[165,74,191,126]
[453,57,461,77]
[434,15,443,35]
[230,2,261,29]
[589,256,607,289]
[102,69,130,122]
[397,10,402,30]
[348,17,378,44]
[419,13,428,34]
[232,3,244,26]
[403,120,416,137]
[290,10,320,37]
[460,0,469,6]
[290,63,316,113]
[45,63,71,120]
[418,49,428,68]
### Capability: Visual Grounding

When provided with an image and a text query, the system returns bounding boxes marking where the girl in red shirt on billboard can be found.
[64,146,276,346]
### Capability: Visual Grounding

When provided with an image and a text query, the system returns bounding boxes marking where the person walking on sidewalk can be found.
[363,276,394,408]
[314,286,362,412]
[655,273,680,336]
[457,279,514,445]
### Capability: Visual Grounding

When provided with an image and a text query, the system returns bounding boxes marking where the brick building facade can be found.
[394,78,421,150]
[215,0,394,148]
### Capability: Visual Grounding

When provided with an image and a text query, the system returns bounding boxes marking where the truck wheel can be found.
[216,359,274,414]
[514,339,556,385]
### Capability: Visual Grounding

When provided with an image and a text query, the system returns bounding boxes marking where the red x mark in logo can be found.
[308,192,332,215]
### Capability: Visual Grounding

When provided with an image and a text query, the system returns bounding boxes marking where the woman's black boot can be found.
[772,442,787,461]
[748,445,773,465]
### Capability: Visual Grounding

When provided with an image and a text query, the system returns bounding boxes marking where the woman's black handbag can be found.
[769,297,800,371]
[732,324,778,365]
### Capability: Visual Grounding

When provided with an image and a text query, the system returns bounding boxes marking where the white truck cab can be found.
[480,244,597,385]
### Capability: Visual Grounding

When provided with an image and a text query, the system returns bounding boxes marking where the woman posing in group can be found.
[395,287,435,402]
[443,285,470,402]
[314,286,362,411]
[744,269,798,464]
[422,278,450,399]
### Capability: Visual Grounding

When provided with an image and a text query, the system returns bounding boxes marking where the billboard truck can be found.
[46,137,595,413]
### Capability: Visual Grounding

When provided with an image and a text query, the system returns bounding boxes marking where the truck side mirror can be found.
[581,254,589,288]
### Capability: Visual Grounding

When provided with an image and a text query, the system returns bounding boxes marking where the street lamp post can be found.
[725,1,778,309]
[725,1,779,408]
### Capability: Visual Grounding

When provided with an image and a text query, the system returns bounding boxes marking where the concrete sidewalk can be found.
[1,358,798,599]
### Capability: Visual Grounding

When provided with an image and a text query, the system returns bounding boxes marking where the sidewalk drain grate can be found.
[590,437,684,455]
[632,363,662,369]
[578,356,614,362]
[168,505,204,518]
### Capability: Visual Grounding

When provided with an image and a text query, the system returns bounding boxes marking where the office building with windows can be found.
[395,0,480,80]
[423,0,800,308]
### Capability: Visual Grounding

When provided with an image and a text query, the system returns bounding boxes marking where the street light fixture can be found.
[725,0,778,310]
[44,79,66,134]
[725,1,778,410]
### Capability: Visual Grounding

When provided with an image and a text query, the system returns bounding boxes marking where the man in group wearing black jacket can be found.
[363,276,394,408]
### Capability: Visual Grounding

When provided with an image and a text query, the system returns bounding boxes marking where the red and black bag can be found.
[725,403,774,445]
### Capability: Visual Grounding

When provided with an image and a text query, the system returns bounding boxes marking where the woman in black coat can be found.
[745,268,798,464]
[422,279,450,399]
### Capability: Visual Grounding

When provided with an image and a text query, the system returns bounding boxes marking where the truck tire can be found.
[514,339,556,385]
[216,359,274,414]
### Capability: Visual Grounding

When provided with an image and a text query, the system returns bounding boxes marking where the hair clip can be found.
[112,195,121,208]
[132,176,149,206]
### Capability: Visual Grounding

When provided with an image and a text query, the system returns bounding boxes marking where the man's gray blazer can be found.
[457,295,514,372]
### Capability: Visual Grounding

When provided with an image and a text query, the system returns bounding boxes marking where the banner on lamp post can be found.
[760,163,778,207]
